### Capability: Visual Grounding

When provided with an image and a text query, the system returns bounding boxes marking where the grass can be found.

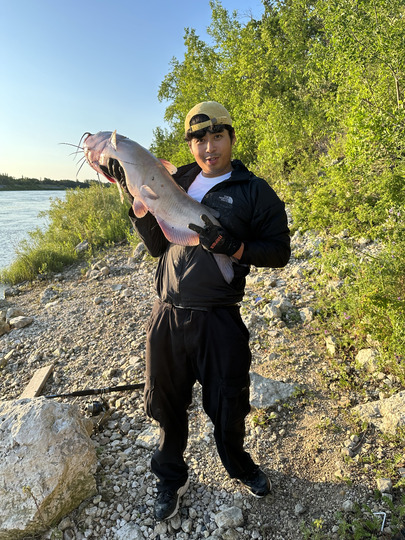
[0,184,136,285]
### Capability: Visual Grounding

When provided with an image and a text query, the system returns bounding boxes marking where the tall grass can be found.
[0,184,133,285]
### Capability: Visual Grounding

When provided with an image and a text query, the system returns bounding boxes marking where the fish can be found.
[83,130,235,283]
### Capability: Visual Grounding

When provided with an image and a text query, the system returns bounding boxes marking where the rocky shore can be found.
[1,232,404,539]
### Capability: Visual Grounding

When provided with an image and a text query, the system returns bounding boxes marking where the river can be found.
[0,190,66,298]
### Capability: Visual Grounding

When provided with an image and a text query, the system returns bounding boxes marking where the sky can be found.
[1,0,264,182]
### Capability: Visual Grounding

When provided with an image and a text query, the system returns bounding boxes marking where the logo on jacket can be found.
[219,195,233,205]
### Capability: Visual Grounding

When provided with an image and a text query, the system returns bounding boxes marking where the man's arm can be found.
[239,180,291,268]
[129,208,168,258]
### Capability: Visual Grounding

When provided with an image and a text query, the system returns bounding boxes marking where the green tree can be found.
[298,0,405,237]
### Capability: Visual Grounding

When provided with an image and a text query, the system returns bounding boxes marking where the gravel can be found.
[0,234,401,539]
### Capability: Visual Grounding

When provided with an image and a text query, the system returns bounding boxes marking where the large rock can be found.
[0,398,97,540]
[352,390,405,434]
[250,372,297,409]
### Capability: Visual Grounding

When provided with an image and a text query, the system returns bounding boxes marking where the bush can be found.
[314,224,405,383]
[0,184,134,285]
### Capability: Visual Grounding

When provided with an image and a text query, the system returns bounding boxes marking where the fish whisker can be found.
[75,157,88,179]
[59,142,84,150]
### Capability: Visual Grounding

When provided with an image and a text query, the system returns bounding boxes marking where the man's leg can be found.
[144,301,194,492]
[197,306,270,496]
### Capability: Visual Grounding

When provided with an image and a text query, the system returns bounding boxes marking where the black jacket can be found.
[130,160,290,308]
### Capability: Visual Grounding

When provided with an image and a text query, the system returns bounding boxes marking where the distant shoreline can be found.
[0,173,93,192]
[0,186,68,191]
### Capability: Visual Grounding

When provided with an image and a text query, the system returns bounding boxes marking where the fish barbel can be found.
[83,131,234,283]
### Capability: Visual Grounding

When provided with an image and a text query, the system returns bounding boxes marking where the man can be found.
[131,101,290,520]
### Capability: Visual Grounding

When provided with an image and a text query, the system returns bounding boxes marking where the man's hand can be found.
[188,214,242,257]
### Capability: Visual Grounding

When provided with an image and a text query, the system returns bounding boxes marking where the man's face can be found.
[188,129,236,178]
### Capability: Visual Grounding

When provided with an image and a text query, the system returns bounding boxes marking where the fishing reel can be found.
[85,398,112,433]
[86,398,109,417]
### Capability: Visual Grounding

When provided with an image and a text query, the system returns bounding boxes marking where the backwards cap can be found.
[184,101,232,135]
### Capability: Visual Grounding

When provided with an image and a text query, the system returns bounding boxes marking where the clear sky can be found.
[1,0,264,182]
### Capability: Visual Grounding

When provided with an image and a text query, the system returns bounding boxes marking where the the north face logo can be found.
[219,195,233,204]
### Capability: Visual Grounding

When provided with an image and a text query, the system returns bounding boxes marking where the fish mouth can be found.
[99,163,116,184]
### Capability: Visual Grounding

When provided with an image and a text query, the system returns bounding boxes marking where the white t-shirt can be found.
[187,171,231,202]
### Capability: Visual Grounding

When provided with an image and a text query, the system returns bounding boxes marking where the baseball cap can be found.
[184,101,232,135]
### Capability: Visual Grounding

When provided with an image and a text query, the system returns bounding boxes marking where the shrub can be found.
[0,184,134,285]
[314,224,405,383]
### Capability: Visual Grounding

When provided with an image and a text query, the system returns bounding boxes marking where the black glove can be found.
[188,214,241,256]
[100,159,133,204]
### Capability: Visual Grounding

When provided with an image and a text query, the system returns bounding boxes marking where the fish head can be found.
[83,131,129,183]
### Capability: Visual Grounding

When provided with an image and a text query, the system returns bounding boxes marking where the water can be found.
[0,190,66,297]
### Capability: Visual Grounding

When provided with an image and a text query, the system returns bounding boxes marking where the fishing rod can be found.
[44,382,145,399]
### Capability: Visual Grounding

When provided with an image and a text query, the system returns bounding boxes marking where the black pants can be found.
[144,299,256,492]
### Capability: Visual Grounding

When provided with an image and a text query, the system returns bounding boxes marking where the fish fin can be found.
[132,198,148,218]
[159,159,177,176]
[155,216,199,246]
[213,254,235,284]
[140,185,160,201]
[110,130,117,150]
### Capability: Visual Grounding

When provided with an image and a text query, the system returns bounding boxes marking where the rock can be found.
[299,307,314,323]
[294,503,306,515]
[271,297,293,314]
[136,424,159,449]
[111,284,124,292]
[0,398,97,540]
[75,240,89,253]
[214,506,244,528]
[8,316,34,329]
[356,348,380,373]
[130,242,147,261]
[0,320,11,337]
[113,522,144,539]
[41,287,59,304]
[121,288,132,298]
[4,287,17,298]
[325,335,337,356]
[291,266,305,278]
[352,390,405,434]
[3,349,15,364]
[263,303,281,319]
[342,500,355,512]
[6,307,25,321]
[376,478,392,493]
[246,274,265,286]
[250,372,297,409]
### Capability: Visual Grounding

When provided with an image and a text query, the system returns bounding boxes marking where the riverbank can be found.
[0,237,403,539]
[0,173,91,191]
